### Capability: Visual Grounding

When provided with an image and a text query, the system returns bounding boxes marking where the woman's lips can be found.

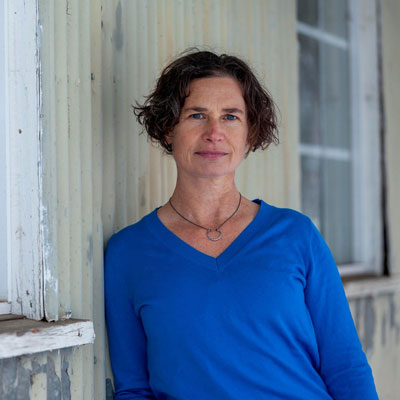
[195,151,228,160]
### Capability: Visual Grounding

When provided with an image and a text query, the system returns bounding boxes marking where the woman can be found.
[105,50,378,399]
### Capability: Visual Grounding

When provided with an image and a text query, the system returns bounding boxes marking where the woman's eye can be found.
[191,113,204,119]
[225,114,237,121]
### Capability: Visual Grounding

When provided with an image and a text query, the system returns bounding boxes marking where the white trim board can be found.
[0,317,95,359]
[6,0,43,318]
[0,0,8,301]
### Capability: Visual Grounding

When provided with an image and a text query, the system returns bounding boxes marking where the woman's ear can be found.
[165,131,173,145]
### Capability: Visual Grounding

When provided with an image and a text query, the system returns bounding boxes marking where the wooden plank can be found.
[0,318,95,359]
[7,0,43,320]
[0,313,25,322]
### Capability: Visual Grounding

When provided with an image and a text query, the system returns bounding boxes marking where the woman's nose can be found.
[203,119,224,142]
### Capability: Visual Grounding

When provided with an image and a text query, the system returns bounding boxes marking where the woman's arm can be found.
[304,218,379,400]
[105,234,156,400]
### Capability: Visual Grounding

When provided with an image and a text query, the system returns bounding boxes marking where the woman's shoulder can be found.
[258,199,313,232]
[105,208,159,252]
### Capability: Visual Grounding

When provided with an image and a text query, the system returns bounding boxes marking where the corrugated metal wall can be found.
[38,0,103,398]
[101,0,300,240]
[37,1,299,398]
[29,0,400,398]
[101,2,299,395]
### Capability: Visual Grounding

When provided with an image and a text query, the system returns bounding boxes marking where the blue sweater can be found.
[104,199,378,399]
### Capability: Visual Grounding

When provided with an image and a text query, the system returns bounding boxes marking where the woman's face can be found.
[167,76,249,180]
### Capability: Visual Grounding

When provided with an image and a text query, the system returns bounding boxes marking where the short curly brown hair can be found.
[133,49,279,155]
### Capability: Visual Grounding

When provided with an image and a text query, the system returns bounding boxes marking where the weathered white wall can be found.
[1,0,398,399]
[348,292,400,399]
[0,348,75,399]
[35,0,105,398]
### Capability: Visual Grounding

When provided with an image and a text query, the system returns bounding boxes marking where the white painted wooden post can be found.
[0,0,9,304]
[7,0,43,320]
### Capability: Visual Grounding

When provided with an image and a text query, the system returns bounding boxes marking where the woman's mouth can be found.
[195,151,228,160]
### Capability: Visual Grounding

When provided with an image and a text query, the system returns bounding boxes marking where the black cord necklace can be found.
[168,193,242,242]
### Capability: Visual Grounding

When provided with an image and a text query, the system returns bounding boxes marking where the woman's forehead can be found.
[184,76,246,107]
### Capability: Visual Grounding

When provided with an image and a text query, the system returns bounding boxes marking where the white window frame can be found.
[297,0,382,276]
[0,0,9,309]
[1,0,43,319]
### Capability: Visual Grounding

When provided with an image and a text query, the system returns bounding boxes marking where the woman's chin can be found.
[187,167,237,180]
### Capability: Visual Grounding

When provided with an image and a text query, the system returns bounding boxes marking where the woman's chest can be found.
[132,259,311,345]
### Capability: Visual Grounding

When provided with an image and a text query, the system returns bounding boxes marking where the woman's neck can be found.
[169,174,241,225]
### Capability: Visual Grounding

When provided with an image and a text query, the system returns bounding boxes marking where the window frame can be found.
[0,0,9,308]
[1,0,43,319]
[296,0,383,276]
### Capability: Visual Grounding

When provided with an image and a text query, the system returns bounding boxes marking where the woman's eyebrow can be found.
[222,108,244,114]
[182,106,244,114]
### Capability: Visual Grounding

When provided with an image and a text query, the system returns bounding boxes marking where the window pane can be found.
[320,158,353,264]
[299,34,350,149]
[301,155,354,264]
[301,155,322,228]
[320,42,351,149]
[299,34,321,145]
[320,0,348,39]
[298,0,348,39]
[298,0,318,27]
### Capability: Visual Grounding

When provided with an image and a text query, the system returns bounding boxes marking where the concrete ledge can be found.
[343,275,400,299]
[0,315,95,359]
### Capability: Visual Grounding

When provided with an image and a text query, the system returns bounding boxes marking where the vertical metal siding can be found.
[37,1,299,398]
[100,1,299,394]
[39,0,102,398]
[102,0,300,239]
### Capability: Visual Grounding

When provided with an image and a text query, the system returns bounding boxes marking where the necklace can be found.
[168,193,242,241]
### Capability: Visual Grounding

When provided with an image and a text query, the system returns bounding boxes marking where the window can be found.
[297,0,382,275]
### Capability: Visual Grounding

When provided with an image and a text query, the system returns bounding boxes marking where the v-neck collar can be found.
[145,199,268,272]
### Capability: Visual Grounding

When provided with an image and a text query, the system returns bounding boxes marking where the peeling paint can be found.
[15,359,31,399]
[44,266,58,293]
[363,297,376,356]
[388,293,400,344]
[0,357,17,399]
[61,353,71,400]
[47,356,61,399]
[0,356,44,399]
[0,350,72,399]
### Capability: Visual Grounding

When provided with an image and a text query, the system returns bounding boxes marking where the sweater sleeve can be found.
[303,218,379,400]
[104,234,156,400]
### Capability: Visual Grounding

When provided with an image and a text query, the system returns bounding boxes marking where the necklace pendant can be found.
[206,228,222,241]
